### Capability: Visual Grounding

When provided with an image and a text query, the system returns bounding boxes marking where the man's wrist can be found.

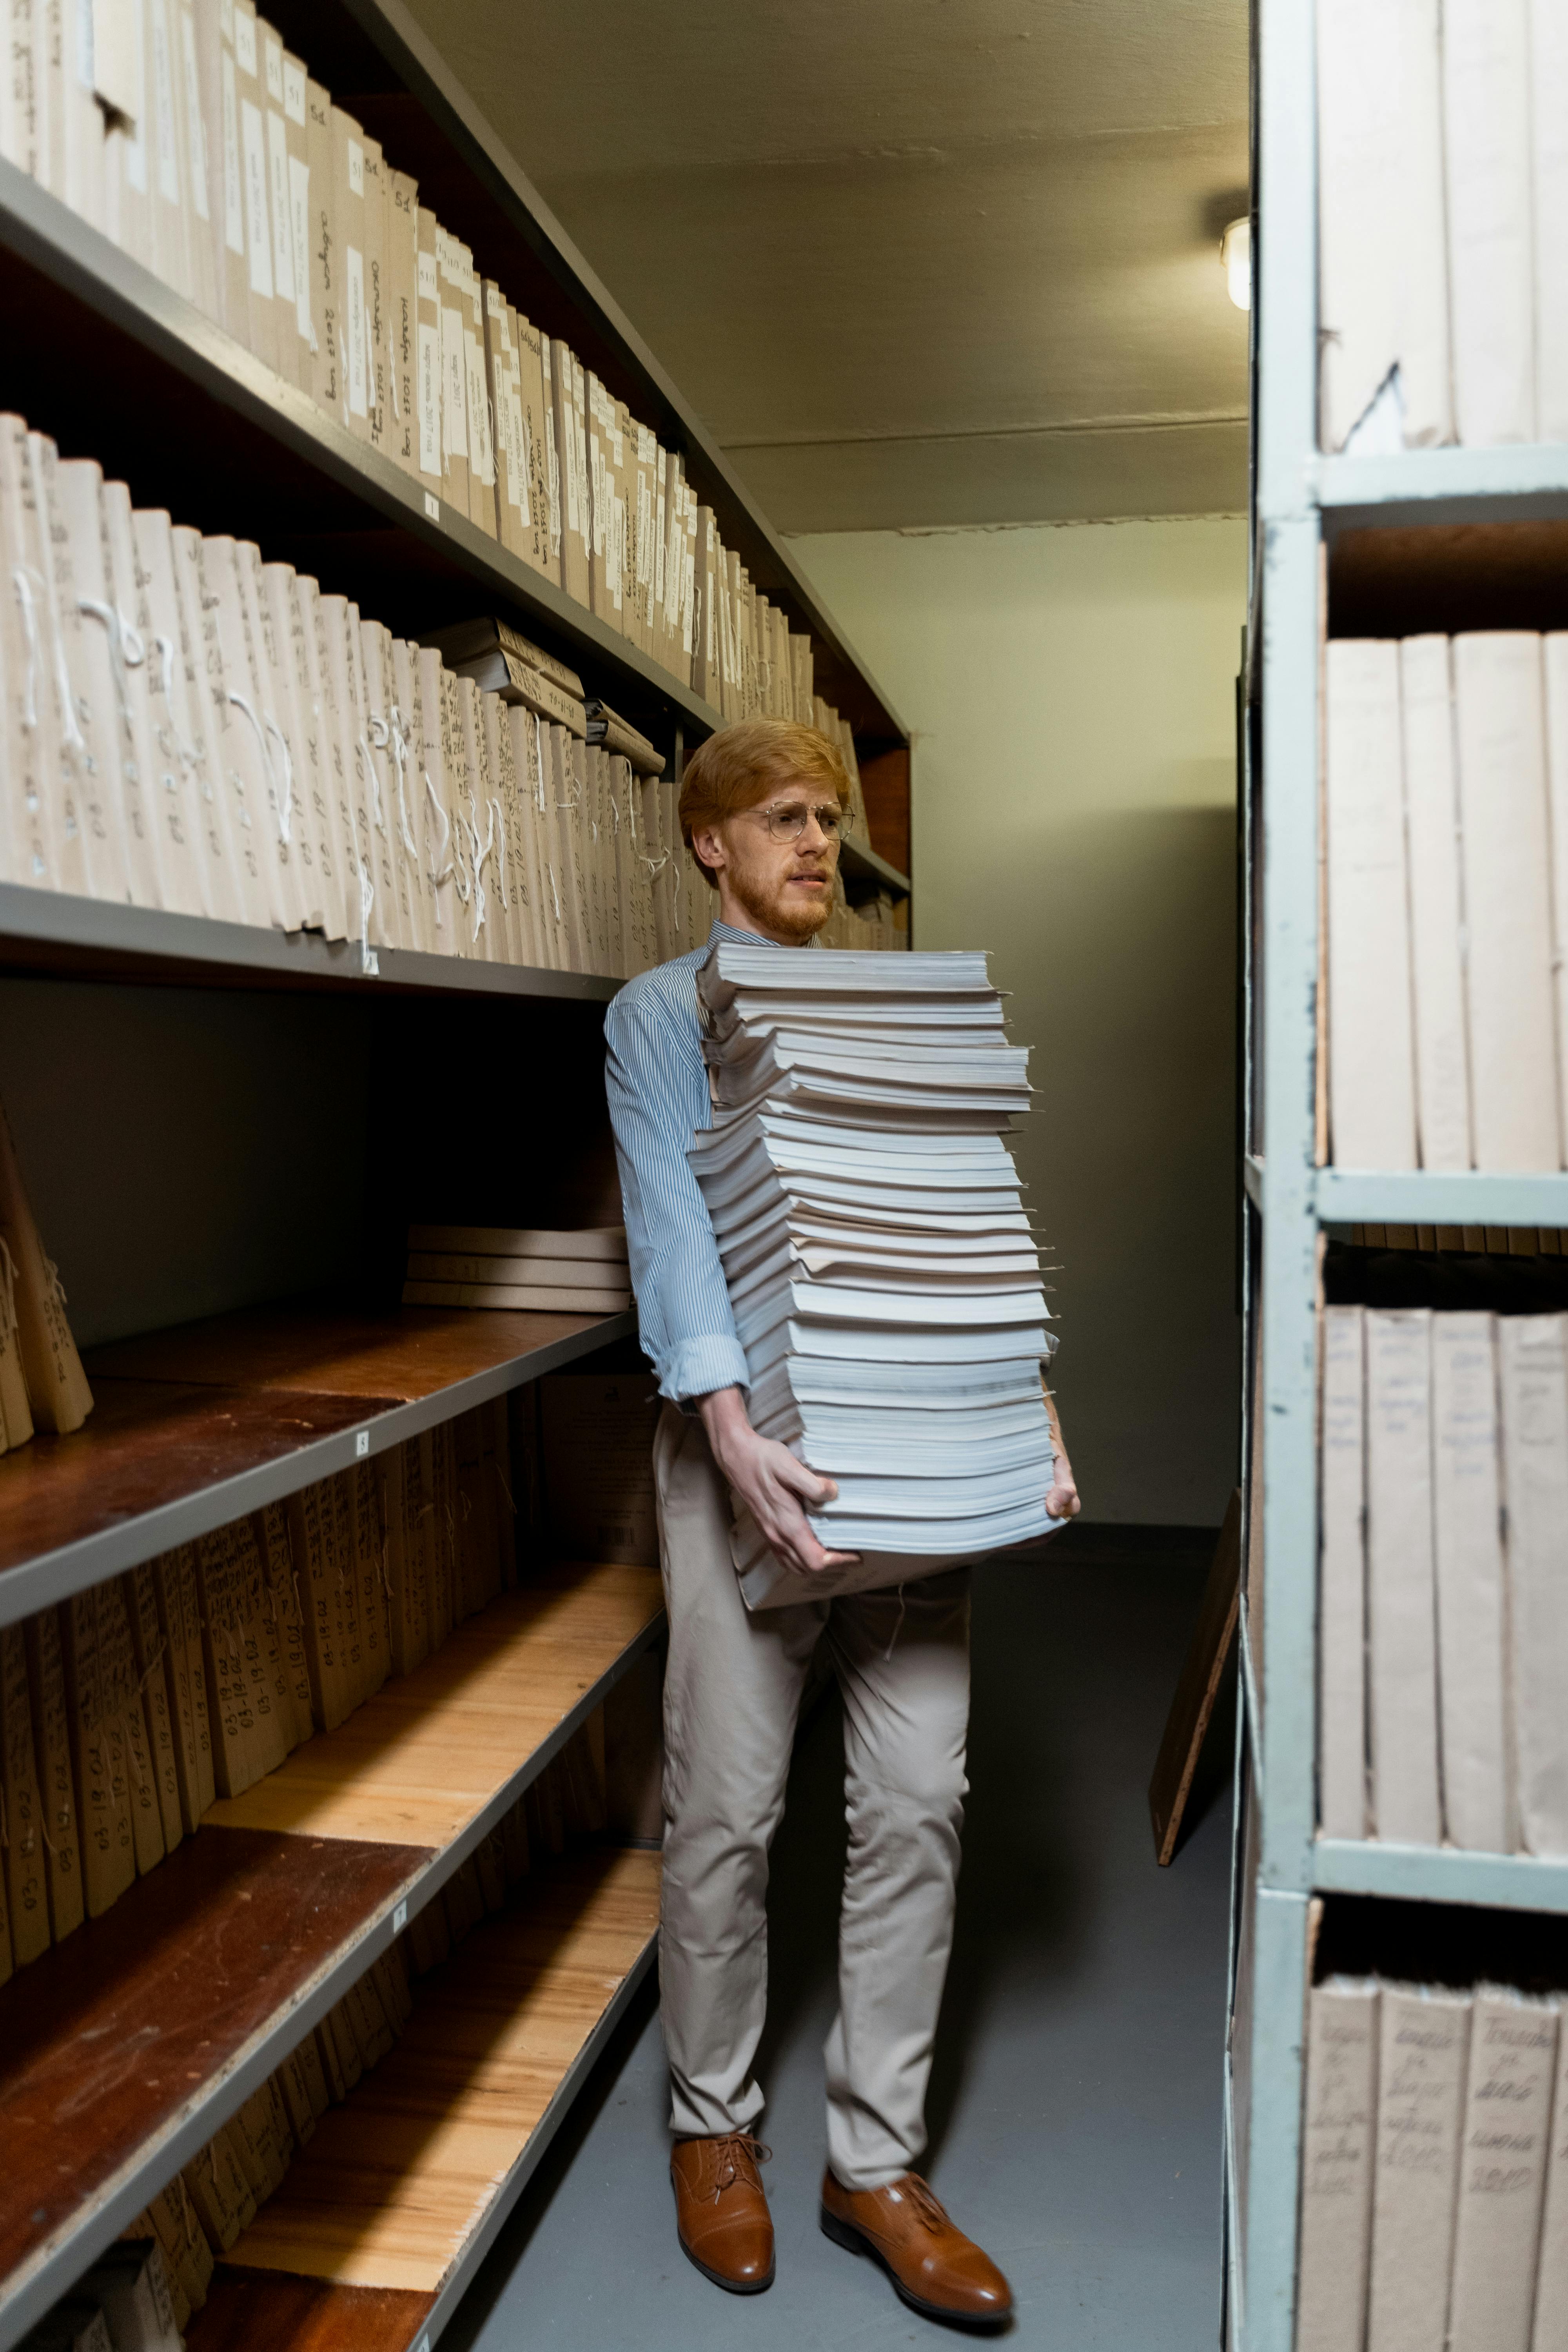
[697,1384,749,1446]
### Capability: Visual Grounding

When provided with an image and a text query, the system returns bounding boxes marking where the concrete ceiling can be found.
[404,0,1251,534]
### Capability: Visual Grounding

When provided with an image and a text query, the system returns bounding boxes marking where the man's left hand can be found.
[1047,1448,1081,1521]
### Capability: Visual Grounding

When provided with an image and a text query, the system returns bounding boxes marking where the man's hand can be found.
[699,1386,861,1577]
[1042,1384,1082,1521]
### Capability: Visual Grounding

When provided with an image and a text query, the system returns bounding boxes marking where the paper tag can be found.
[392,1899,408,1933]
[417,323,441,476]
[263,28,281,100]
[417,248,436,303]
[266,108,294,299]
[355,1428,370,1457]
[289,153,311,337]
[232,2,254,73]
[282,54,304,124]
[346,245,368,415]
[93,0,139,119]
[241,98,274,296]
[220,51,243,252]
[486,282,503,317]
[347,136,363,198]
[424,488,439,520]
[151,0,180,201]
[181,11,210,218]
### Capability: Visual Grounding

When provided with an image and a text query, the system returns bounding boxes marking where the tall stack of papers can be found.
[692,944,1061,1606]
[403,1225,631,1312]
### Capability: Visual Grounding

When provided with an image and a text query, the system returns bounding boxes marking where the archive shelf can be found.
[1316,443,1568,529]
[1313,1170,1568,1225]
[0,16,915,850]
[0,1562,664,2352]
[1311,1840,1568,1916]
[186,1844,661,2352]
[1236,7,1568,2348]
[0,884,629,1003]
[0,1298,637,1628]
[0,0,915,2337]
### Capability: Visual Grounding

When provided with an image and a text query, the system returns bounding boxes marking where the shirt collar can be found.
[707,919,822,951]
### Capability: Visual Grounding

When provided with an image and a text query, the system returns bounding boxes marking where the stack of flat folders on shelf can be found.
[403,1225,632,1313]
[691,943,1059,1606]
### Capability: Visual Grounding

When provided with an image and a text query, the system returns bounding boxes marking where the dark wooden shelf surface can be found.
[191,2274,434,2352]
[0,1565,662,2347]
[0,1301,636,1628]
[186,1845,661,2352]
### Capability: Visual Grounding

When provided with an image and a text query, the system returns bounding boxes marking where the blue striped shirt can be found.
[604,920,818,1404]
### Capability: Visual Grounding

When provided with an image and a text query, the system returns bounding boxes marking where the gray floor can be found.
[445,1533,1235,2352]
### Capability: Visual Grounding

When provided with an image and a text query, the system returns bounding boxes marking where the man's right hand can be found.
[698,1385,861,1578]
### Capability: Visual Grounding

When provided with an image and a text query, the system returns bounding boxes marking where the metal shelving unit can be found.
[1235,10,1568,2347]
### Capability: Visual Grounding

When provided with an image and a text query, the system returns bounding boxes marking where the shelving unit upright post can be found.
[1234,9,1568,2349]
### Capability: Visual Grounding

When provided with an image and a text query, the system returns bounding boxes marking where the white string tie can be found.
[359,729,386,831]
[388,707,418,854]
[469,802,494,941]
[424,770,453,929]
[490,793,509,910]
[11,566,42,729]
[78,597,146,745]
[227,691,291,846]
[547,861,562,923]
[263,716,294,844]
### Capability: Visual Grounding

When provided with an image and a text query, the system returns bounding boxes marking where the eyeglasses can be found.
[752,799,843,844]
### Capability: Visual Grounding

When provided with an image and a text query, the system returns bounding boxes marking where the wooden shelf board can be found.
[0,1304,636,1630]
[0,1827,425,2298]
[189,2274,433,2352]
[82,1299,626,1402]
[221,1846,661,2294]
[0,882,625,1003]
[207,1566,663,1848]
[0,1381,386,1581]
[838,837,911,899]
[0,1565,662,2348]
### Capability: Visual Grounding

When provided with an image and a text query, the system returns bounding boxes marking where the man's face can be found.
[697,780,842,945]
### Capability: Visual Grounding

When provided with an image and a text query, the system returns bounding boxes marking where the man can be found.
[604,718,1079,2325]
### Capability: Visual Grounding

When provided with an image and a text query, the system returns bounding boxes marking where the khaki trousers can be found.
[653,1402,971,2191]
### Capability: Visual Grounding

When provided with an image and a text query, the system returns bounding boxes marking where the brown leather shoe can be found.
[820,2167,1013,2325]
[670,2134,775,2293]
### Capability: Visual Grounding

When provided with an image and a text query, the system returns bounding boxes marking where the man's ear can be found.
[691,821,727,877]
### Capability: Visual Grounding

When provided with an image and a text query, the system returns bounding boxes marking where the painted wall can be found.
[795,518,1247,1527]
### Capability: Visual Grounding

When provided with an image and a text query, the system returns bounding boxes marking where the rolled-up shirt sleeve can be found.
[604,990,751,1407]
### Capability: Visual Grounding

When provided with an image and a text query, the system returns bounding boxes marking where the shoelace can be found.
[703,2134,772,2203]
[900,2174,952,2233]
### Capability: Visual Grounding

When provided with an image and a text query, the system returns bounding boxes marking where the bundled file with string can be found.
[691,941,1063,1608]
[0,407,901,969]
[0,0,887,785]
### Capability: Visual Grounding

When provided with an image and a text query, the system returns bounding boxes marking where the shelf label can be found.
[355,1429,370,1458]
[424,491,439,522]
[392,1899,408,1933]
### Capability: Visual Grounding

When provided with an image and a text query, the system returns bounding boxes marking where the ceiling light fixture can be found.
[1221,217,1251,311]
